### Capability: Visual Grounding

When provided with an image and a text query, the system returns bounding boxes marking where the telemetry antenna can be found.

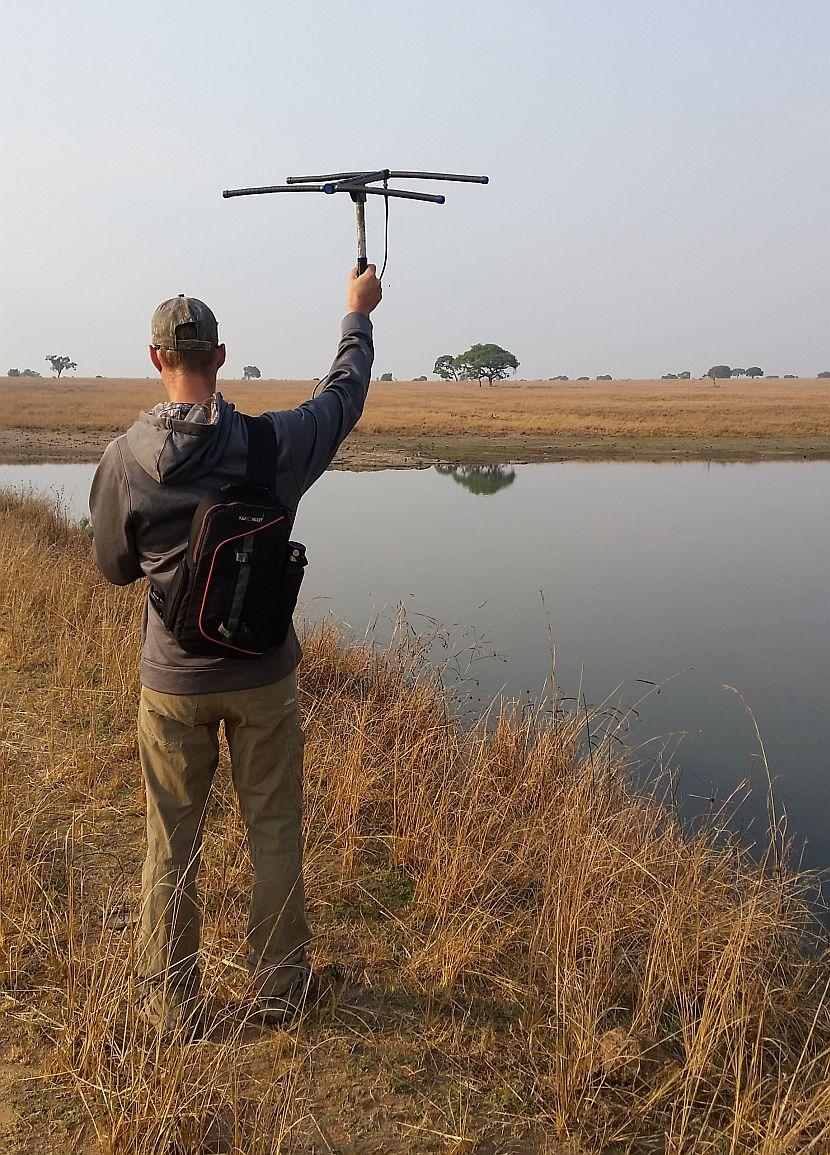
[222,169,489,275]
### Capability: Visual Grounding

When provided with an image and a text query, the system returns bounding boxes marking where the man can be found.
[90,265,382,1035]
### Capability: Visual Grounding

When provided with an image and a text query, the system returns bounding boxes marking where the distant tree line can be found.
[423,354,829,384]
[7,350,830,386]
[6,355,78,378]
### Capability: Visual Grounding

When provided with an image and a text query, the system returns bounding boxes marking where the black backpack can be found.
[149,414,307,659]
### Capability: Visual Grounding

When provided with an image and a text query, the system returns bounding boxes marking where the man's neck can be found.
[162,375,217,405]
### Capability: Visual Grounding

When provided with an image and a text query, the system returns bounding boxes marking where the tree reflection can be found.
[434,464,517,496]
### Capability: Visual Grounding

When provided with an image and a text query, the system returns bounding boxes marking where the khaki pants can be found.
[137,671,310,1003]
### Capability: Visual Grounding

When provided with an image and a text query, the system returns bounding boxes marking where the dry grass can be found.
[2,493,830,1152]
[4,377,830,466]
[358,378,830,442]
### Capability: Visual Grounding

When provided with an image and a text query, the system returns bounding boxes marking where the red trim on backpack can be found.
[192,500,273,561]
[192,502,229,560]
[198,516,286,655]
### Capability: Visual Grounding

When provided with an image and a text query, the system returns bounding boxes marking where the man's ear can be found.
[149,346,163,374]
[216,344,226,371]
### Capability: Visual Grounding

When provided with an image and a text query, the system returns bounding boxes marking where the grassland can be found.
[3,492,830,1153]
[4,377,830,467]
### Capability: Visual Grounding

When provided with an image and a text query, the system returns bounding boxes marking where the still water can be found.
[2,459,829,871]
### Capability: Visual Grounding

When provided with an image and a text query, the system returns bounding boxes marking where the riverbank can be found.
[4,377,830,466]
[2,493,830,1153]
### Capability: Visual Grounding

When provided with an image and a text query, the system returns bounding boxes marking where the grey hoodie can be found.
[90,312,373,694]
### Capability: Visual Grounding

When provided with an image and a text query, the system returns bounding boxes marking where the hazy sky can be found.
[2,1,829,381]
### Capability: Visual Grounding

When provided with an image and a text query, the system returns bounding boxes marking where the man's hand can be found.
[347,265,382,316]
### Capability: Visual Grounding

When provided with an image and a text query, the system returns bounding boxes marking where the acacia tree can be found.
[433,354,459,380]
[706,364,731,387]
[746,366,764,378]
[45,354,77,379]
[453,343,519,386]
[242,365,261,379]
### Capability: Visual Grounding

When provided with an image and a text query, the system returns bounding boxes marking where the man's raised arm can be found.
[270,265,382,495]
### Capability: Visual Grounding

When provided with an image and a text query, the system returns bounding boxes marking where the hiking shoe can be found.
[139,989,207,1044]
[247,970,323,1029]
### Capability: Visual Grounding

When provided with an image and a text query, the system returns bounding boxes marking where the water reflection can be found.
[434,463,517,496]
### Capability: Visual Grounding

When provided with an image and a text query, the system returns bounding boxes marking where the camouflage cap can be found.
[151,294,219,351]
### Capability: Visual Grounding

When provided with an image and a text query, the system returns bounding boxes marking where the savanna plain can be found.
[3,491,830,1154]
[3,377,830,466]
[4,374,830,1153]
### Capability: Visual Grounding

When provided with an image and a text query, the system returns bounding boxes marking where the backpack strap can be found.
[242,414,278,491]
[218,532,256,641]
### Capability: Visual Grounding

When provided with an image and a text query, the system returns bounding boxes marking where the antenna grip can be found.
[354,199,368,275]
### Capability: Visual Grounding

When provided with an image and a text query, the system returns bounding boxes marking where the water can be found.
[0,463,97,522]
[3,459,829,872]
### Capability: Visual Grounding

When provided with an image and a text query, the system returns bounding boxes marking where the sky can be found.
[2,0,829,381]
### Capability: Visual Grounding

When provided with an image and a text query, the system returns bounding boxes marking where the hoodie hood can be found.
[125,392,236,484]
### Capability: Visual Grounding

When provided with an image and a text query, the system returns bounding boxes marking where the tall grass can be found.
[2,491,830,1152]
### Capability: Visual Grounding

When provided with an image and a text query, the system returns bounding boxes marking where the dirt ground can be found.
[3,376,830,466]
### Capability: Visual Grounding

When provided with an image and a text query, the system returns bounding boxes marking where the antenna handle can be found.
[354,199,368,275]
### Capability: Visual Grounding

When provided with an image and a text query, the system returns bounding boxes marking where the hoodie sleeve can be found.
[89,440,143,586]
[270,312,374,495]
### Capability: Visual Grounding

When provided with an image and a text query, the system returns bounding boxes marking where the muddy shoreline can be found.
[3,425,830,468]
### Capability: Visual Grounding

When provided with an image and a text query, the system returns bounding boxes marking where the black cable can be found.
[379,175,390,282]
